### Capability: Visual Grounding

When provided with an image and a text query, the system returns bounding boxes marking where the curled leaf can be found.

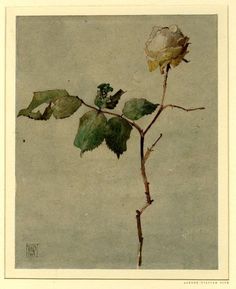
[52,96,82,119]
[106,89,125,109]
[94,83,125,109]
[17,89,82,120]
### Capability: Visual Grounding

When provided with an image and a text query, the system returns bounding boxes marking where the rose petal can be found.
[145,25,190,73]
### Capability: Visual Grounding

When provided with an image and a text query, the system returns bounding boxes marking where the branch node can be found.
[144,133,163,163]
[136,210,141,216]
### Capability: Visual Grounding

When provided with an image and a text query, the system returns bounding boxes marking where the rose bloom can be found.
[145,24,190,74]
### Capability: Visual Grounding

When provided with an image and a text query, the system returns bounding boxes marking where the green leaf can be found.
[17,103,54,121]
[17,109,44,120]
[27,89,69,111]
[18,89,70,120]
[105,117,132,158]
[52,96,82,119]
[106,89,125,109]
[97,83,113,95]
[94,93,107,109]
[41,103,54,120]
[74,110,107,155]
[94,83,124,109]
[17,89,82,120]
[122,98,158,120]
[94,83,114,109]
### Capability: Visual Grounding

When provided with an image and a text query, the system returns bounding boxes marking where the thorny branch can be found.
[135,64,205,268]
[135,65,170,268]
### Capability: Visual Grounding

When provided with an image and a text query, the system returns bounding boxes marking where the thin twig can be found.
[77,96,143,134]
[144,133,163,163]
[163,104,205,112]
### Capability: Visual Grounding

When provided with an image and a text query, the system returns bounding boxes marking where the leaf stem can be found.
[77,97,143,134]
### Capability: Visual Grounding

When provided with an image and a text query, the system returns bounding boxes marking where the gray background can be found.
[15,15,217,269]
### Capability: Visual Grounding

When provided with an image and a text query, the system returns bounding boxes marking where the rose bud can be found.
[145,24,190,74]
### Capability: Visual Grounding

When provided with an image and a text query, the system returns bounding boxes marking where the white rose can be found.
[145,25,190,74]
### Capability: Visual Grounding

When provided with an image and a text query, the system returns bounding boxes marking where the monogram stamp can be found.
[26,243,39,257]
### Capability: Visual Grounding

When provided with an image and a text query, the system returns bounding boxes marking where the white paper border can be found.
[4,3,229,281]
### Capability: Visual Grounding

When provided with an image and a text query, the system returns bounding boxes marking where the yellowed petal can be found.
[145,25,190,74]
[160,60,170,74]
[171,50,189,67]
[147,59,159,72]
[168,46,183,58]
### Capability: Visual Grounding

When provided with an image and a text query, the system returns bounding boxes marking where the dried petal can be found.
[145,25,190,73]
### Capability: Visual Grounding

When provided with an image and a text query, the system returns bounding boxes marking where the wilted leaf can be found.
[26,89,69,111]
[41,103,53,120]
[97,83,113,95]
[17,89,82,120]
[52,96,82,119]
[17,89,70,120]
[105,117,132,158]
[18,103,54,120]
[94,83,124,109]
[17,109,44,120]
[94,83,114,109]
[74,110,107,155]
[106,89,125,109]
[94,93,107,109]
[122,98,158,120]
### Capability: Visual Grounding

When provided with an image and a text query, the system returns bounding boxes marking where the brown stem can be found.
[135,64,205,268]
[135,66,171,268]
[143,64,170,135]
[163,104,205,112]
[136,134,154,268]
[140,135,152,204]
[136,210,143,267]
[144,133,163,163]
[160,64,170,106]
[77,96,143,134]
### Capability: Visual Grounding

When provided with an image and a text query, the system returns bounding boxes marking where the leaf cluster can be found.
[18,84,159,158]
